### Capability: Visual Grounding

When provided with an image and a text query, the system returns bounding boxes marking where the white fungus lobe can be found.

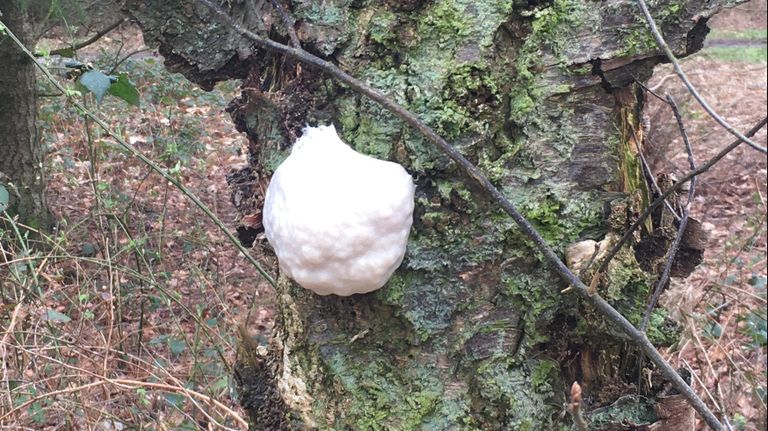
[263,125,415,296]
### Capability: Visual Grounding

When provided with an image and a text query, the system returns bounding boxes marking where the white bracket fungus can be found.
[263,125,415,296]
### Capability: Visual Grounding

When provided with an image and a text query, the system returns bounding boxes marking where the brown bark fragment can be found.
[649,394,696,431]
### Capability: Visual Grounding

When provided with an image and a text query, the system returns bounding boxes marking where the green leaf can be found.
[45,309,72,322]
[165,392,185,407]
[78,70,112,102]
[136,388,150,406]
[108,73,140,106]
[0,184,9,212]
[56,47,76,58]
[743,311,767,347]
[168,337,186,355]
[149,334,167,345]
[81,242,97,257]
[29,401,46,424]
[748,274,767,291]
[211,376,229,391]
[704,321,723,339]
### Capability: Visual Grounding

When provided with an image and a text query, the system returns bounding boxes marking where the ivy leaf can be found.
[108,73,140,106]
[0,184,9,212]
[45,309,72,323]
[211,376,229,391]
[168,337,186,355]
[78,70,113,102]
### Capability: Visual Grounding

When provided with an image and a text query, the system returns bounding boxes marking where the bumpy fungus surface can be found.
[263,125,415,296]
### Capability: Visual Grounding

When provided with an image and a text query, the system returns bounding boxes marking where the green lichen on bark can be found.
[588,395,658,428]
[471,358,570,430]
[242,0,723,427]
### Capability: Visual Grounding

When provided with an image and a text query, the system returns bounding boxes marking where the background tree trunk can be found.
[127,0,733,428]
[0,0,52,229]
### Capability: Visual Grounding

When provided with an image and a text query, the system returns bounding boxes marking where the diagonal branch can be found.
[635,0,767,154]
[196,1,729,429]
[40,17,126,57]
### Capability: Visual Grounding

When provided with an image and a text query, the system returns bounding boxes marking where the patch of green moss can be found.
[615,0,690,58]
[443,63,499,99]
[530,358,560,390]
[588,395,658,428]
[430,100,475,139]
[515,189,604,247]
[619,27,659,57]
[530,0,585,54]
[604,247,650,303]
[520,194,564,242]
[500,252,567,340]
[378,273,407,305]
[293,1,347,26]
[509,87,539,124]
[336,0,518,170]
[368,9,398,44]
[571,245,656,340]
[568,64,593,75]
[418,1,472,39]
[658,1,684,22]
[319,349,476,430]
[337,96,400,159]
[645,309,681,346]
[472,359,568,430]
[506,0,586,126]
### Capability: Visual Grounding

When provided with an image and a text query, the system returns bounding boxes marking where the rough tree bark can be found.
[127,0,732,429]
[0,1,52,229]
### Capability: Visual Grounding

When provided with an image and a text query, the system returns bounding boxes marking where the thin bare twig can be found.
[108,48,153,75]
[635,0,767,154]
[196,1,728,428]
[640,95,696,332]
[0,349,247,430]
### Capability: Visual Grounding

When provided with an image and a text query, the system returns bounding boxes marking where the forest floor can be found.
[646,1,767,429]
[0,1,765,430]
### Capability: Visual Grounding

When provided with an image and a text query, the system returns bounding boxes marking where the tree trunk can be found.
[127,0,731,428]
[0,0,52,230]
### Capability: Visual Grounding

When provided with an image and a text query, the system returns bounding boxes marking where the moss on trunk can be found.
[127,0,737,428]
